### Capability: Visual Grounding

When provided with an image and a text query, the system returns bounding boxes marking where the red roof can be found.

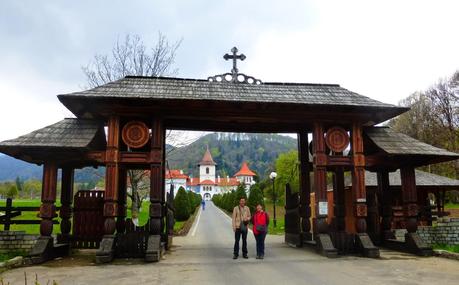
[199,179,216,185]
[187,177,200,186]
[217,177,240,187]
[199,146,216,165]
[234,161,256,176]
[165,169,189,179]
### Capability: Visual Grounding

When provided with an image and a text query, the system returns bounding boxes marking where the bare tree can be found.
[82,32,181,88]
[82,32,194,221]
[389,70,459,178]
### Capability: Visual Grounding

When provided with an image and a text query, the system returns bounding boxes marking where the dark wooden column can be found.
[351,123,367,234]
[377,171,394,240]
[333,167,345,232]
[40,162,58,237]
[59,167,74,240]
[312,122,328,234]
[104,116,120,235]
[116,168,127,234]
[400,167,417,233]
[149,118,165,235]
[298,131,312,240]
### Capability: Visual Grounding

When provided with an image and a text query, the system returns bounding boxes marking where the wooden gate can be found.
[284,183,302,247]
[72,190,105,248]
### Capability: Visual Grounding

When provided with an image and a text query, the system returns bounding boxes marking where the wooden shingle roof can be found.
[0,118,106,165]
[365,127,459,157]
[344,170,459,188]
[60,76,398,108]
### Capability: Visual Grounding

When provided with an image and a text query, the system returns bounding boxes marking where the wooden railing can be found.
[0,198,60,231]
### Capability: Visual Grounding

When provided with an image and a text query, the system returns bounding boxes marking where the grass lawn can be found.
[445,202,459,210]
[433,243,459,253]
[0,199,189,235]
[264,202,285,235]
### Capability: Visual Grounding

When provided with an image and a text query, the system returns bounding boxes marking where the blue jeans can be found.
[254,232,266,257]
[234,228,248,256]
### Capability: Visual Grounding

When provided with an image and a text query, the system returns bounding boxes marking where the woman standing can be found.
[252,203,269,259]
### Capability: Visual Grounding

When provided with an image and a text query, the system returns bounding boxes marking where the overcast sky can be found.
[0,0,458,142]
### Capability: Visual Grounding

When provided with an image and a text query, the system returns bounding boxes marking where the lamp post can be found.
[269,171,278,228]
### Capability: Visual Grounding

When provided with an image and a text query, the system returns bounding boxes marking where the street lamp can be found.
[269,171,278,228]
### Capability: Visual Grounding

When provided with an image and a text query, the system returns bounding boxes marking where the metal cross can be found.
[223,47,246,75]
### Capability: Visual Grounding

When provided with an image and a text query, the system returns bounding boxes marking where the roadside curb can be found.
[434,249,459,261]
[0,256,24,272]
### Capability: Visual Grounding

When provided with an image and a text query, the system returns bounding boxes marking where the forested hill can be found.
[0,154,104,183]
[0,133,297,182]
[167,133,297,179]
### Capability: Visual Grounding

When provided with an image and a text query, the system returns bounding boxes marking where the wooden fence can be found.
[0,198,60,231]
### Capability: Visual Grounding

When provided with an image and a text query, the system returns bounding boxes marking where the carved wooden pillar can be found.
[312,122,328,234]
[377,171,394,240]
[351,123,367,233]
[149,118,165,235]
[104,116,120,235]
[116,168,127,234]
[59,167,74,240]
[298,131,312,240]
[401,167,418,233]
[40,162,58,237]
[333,167,346,232]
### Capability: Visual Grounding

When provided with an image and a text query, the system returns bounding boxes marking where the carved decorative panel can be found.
[325,127,349,153]
[122,121,150,149]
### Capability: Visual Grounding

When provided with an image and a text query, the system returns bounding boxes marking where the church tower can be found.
[198,146,216,182]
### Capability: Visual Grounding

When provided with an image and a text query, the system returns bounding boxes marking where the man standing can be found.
[232,197,251,259]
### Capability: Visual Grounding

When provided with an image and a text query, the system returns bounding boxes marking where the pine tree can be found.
[234,183,248,208]
[174,187,191,221]
[247,184,264,213]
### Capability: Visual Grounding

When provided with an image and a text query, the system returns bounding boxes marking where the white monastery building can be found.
[165,147,256,200]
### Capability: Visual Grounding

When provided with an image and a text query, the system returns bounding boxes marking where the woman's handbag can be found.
[256,224,267,233]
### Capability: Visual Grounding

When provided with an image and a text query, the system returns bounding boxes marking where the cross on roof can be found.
[223,47,246,75]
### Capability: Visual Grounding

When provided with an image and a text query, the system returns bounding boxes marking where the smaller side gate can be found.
[72,190,105,248]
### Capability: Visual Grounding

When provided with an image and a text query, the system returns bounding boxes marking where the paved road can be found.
[2,201,459,284]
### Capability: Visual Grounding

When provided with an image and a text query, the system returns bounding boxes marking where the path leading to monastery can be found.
[2,201,459,284]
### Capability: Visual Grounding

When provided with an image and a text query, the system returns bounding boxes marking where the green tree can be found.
[234,184,248,207]
[174,187,191,221]
[6,185,18,199]
[23,179,42,199]
[15,177,23,193]
[247,184,264,213]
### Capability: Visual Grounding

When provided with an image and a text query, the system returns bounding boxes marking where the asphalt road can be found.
[2,201,459,285]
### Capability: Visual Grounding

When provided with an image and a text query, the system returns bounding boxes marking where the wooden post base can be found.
[96,235,116,264]
[315,234,338,258]
[355,233,380,258]
[405,232,433,256]
[145,235,163,262]
[29,236,70,264]
[330,231,355,255]
[29,236,54,264]
[285,233,303,248]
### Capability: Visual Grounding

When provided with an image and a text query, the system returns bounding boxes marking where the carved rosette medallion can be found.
[325,127,350,153]
[122,121,150,149]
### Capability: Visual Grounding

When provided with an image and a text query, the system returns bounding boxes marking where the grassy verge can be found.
[174,206,200,236]
[433,244,459,253]
[0,250,27,262]
[445,203,459,210]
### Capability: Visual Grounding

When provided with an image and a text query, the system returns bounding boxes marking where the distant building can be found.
[165,169,189,197]
[186,146,256,200]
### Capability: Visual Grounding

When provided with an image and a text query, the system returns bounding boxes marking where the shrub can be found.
[174,187,191,221]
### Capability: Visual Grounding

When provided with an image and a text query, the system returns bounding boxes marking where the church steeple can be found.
[199,145,216,166]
